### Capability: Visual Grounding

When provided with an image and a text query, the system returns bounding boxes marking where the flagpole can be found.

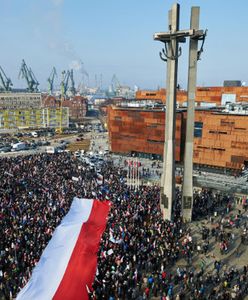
[137,161,139,190]
[132,160,134,190]
[127,160,129,187]
[135,158,138,192]
[133,160,136,191]
[130,160,133,190]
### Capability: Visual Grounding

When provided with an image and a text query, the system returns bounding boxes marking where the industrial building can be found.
[42,95,88,122]
[107,102,248,171]
[0,107,69,129]
[0,92,69,130]
[0,92,42,109]
[0,92,86,129]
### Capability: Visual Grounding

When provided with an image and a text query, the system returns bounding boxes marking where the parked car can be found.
[42,141,51,146]
[0,146,12,153]
[29,143,37,149]
[15,132,23,137]
[76,137,84,141]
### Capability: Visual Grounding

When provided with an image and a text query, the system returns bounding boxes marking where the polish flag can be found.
[17,197,111,300]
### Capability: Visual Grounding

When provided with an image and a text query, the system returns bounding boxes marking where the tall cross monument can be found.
[182,7,206,221]
[154,3,206,221]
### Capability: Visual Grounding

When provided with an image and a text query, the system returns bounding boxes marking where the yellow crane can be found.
[55,98,63,134]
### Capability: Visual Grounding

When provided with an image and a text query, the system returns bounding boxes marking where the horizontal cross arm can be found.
[153,29,204,42]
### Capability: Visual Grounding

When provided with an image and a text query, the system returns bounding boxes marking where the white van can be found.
[31,131,38,138]
[46,146,55,154]
[12,142,27,151]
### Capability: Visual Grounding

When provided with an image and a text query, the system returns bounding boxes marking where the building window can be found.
[220,120,235,126]
[147,139,163,144]
[212,147,225,151]
[194,122,203,137]
[209,130,227,134]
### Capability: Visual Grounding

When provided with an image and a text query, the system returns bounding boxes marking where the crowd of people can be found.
[0,153,248,299]
[0,153,104,298]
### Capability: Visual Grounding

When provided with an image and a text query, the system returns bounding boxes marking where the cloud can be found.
[69,60,89,77]
[51,0,64,6]
[69,60,81,71]
[48,40,79,61]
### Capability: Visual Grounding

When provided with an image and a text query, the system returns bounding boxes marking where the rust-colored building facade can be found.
[135,89,167,102]
[42,95,87,122]
[108,105,182,161]
[193,111,248,169]
[136,87,248,106]
[108,105,248,170]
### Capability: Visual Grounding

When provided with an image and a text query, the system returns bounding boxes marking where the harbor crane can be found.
[69,69,76,96]
[56,70,70,135]
[0,66,13,92]
[29,68,39,92]
[60,70,70,98]
[60,69,76,97]
[111,74,121,95]
[18,59,39,92]
[47,67,57,95]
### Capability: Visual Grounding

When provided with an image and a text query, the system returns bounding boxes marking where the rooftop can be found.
[111,100,248,115]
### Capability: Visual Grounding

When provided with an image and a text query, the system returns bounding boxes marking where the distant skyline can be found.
[1,0,248,91]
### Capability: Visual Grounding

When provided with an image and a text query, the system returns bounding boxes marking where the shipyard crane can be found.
[29,68,39,92]
[56,70,70,135]
[18,59,39,92]
[60,70,70,98]
[78,60,89,93]
[111,74,121,95]
[47,67,57,95]
[0,66,13,92]
[69,69,76,96]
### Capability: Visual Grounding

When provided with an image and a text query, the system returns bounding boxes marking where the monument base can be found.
[182,196,193,222]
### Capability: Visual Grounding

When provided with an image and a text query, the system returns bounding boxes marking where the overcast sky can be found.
[1,0,248,90]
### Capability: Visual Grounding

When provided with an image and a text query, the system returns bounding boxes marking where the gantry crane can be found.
[47,67,57,95]
[18,59,39,92]
[0,66,13,92]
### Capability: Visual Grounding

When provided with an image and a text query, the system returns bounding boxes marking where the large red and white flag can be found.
[17,197,110,300]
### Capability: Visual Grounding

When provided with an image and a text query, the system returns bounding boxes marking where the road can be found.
[89,131,248,195]
[1,128,247,196]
